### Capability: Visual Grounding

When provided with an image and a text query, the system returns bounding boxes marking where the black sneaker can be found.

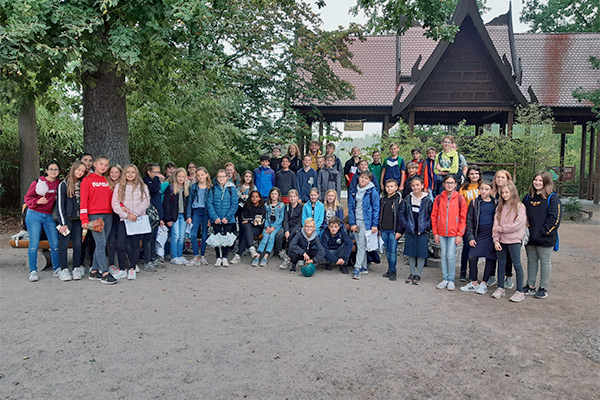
[405,274,413,284]
[101,273,118,285]
[412,275,421,285]
[339,265,348,274]
[290,266,296,274]
[523,285,536,295]
[325,264,333,271]
[382,271,390,278]
[459,273,467,282]
[88,271,102,281]
[389,271,397,281]
[534,287,548,299]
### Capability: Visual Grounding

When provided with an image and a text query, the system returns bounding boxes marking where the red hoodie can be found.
[24,176,59,214]
[80,173,113,224]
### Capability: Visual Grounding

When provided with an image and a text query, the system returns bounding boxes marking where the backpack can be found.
[525,192,559,251]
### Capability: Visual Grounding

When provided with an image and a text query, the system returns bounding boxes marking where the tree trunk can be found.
[83,62,130,165]
[18,100,40,203]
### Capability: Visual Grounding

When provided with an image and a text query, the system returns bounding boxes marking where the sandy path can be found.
[1,220,598,399]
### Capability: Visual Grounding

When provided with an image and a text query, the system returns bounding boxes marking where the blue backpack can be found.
[526,192,559,251]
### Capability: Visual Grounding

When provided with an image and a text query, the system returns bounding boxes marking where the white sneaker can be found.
[72,267,84,280]
[230,254,241,264]
[279,260,291,269]
[53,268,60,277]
[487,276,497,287]
[278,250,289,261]
[171,257,185,265]
[113,269,128,280]
[179,257,188,264]
[109,265,119,276]
[221,258,229,267]
[475,282,488,295]
[58,269,72,281]
[446,281,456,291]
[436,280,448,290]
[186,257,198,266]
[199,256,208,265]
[214,258,222,267]
[29,270,39,282]
[505,277,515,289]
[128,269,136,280]
[249,246,258,258]
[460,282,479,292]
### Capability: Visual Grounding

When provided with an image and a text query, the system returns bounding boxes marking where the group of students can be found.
[23,135,561,301]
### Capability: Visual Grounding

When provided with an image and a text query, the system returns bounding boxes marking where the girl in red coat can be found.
[431,175,467,291]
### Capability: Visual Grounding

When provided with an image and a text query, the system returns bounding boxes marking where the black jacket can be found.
[399,193,433,235]
[289,228,325,262]
[320,228,353,263]
[143,175,164,220]
[162,185,190,223]
[466,196,498,242]
[56,180,81,224]
[282,203,303,233]
[379,193,402,232]
[523,193,561,247]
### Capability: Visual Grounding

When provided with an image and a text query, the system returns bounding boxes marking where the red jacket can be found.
[24,176,59,214]
[431,190,467,237]
[80,173,113,224]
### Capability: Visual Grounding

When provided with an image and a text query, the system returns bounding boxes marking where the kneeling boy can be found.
[287,218,325,274]
[320,217,353,274]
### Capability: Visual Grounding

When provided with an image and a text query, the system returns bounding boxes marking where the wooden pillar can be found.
[382,114,390,139]
[475,125,482,135]
[579,124,588,198]
[318,119,324,147]
[588,126,595,200]
[595,126,600,204]
[558,133,566,197]
[408,109,415,136]
[507,110,514,138]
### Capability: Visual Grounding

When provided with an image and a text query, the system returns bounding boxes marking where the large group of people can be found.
[23,136,561,302]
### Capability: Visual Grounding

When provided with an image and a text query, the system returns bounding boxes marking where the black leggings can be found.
[237,223,262,256]
[117,221,142,270]
[468,257,496,282]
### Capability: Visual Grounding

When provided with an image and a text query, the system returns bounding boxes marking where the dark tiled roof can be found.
[314,35,397,107]
[318,29,598,110]
[515,32,600,108]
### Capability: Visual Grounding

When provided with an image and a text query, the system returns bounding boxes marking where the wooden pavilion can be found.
[293,0,600,202]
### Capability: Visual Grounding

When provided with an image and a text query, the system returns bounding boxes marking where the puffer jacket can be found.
[111,183,150,221]
[348,182,380,230]
[207,181,238,223]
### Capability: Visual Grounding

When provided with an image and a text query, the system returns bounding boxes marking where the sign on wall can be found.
[344,120,364,131]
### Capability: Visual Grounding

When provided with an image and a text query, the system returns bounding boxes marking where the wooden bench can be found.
[9,239,73,270]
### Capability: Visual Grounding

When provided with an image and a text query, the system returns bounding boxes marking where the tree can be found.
[520,0,599,33]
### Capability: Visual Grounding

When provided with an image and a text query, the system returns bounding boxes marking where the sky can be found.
[312,0,531,141]
[317,0,531,32]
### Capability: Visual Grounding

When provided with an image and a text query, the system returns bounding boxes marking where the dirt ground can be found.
[1,204,599,400]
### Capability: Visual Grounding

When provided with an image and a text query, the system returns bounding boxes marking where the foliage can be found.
[563,197,583,214]
[573,56,600,124]
[351,0,489,41]
[520,0,599,33]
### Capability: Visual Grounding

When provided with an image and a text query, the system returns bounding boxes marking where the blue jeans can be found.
[89,213,113,274]
[381,230,397,273]
[497,243,524,290]
[439,236,457,282]
[26,209,59,272]
[170,213,186,258]
[190,208,209,257]
[258,227,282,255]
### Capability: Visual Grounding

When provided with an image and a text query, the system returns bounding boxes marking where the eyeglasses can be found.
[47,168,59,171]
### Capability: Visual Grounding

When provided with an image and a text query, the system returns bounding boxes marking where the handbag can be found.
[147,204,160,229]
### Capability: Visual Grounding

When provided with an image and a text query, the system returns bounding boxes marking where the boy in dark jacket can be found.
[320,217,353,274]
[287,218,325,273]
[379,179,403,281]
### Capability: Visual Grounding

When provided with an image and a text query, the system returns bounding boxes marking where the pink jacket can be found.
[492,202,527,244]
[111,183,150,221]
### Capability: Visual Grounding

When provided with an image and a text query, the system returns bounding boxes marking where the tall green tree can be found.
[520,0,599,33]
